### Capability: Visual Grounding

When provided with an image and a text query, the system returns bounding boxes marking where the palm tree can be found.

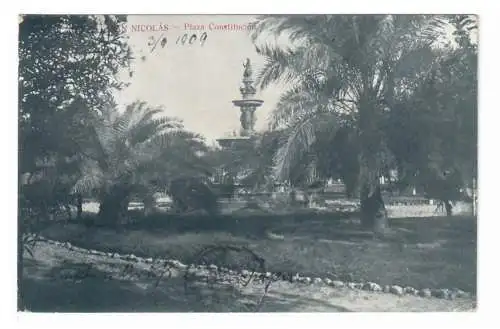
[251,15,453,232]
[71,101,211,224]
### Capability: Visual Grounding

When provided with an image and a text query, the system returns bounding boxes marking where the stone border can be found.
[28,234,473,301]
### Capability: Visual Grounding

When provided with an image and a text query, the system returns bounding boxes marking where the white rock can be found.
[332,280,345,288]
[347,282,357,289]
[432,289,450,299]
[169,259,187,269]
[404,286,418,295]
[363,282,382,292]
[300,276,311,284]
[208,264,218,271]
[390,285,404,296]
[354,282,364,289]
[324,278,332,285]
[418,288,432,298]
[241,269,250,277]
[187,267,198,275]
[313,277,323,284]
[454,289,471,298]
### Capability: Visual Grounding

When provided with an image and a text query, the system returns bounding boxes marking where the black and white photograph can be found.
[17,13,478,313]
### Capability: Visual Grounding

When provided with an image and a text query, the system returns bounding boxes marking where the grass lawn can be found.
[37,212,477,294]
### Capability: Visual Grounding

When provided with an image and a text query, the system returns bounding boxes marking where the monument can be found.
[217,58,264,148]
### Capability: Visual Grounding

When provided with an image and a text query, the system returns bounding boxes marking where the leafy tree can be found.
[18,14,133,225]
[19,154,82,223]
[19,15,132,175]
[251,15,472,231]
[18,15,132,309]
[386,15,478,215]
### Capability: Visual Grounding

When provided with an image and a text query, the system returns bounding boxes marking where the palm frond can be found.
[127,116,182,147]
[256,40,342,90]
[111,102,140,137]
[72,170,104,195]
[269,86,330,130]
[274,110,339,181]
[125,129,208,176]
[131,106,164,129]
[255,45,299,89]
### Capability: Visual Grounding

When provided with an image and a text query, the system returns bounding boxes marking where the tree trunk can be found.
[444,200,453,217]
[307,192,316,208]
[76,194,83,220]
[356,89,389,233]
[289,189,297,207]
[64,204,72,221]
[472,178,477,216]
[360,184,389,233]
[98,187,130,225]
[143,194,156,217]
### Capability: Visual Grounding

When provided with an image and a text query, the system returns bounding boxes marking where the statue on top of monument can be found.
[243,58,252,78]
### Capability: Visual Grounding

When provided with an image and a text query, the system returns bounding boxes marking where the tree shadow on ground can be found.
[21,258,185,312]
[38,211,477,246]
[21,258,351,312]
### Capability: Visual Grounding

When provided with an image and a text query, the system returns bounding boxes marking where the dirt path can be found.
[21,241,476,312]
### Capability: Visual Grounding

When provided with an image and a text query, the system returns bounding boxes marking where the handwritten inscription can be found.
[147,32,208,52]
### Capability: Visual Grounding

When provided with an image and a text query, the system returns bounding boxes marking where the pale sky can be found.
[114,15,285,144]
[113,15,476,144]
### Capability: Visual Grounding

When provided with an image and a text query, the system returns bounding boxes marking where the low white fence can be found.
[81,194,475,218]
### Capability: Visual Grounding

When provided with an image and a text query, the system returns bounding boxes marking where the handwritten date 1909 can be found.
[148,32,208,53]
